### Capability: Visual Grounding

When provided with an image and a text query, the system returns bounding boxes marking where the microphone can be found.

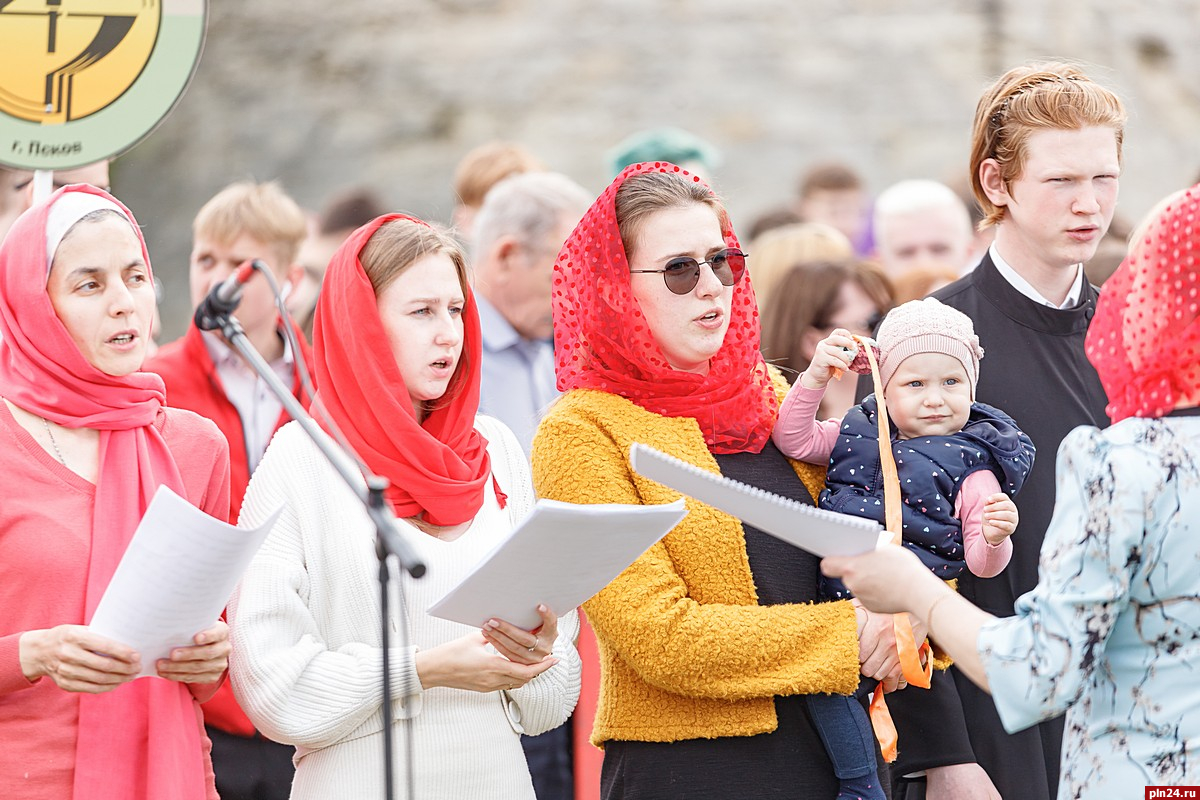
[194,259,263,331]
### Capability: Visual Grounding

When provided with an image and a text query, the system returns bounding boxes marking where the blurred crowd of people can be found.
[2,56,1198,800]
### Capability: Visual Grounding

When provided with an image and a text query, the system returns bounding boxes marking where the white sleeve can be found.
[501,608,582,735]
[476,414,583,734]
[228,427,424,749]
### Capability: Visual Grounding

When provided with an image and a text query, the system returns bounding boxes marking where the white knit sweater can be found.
[229,416,581,800]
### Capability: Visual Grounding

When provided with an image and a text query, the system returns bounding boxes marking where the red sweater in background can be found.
[145,321,314,737]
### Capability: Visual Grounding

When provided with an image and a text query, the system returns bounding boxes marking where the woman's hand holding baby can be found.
[981,493,1018,545]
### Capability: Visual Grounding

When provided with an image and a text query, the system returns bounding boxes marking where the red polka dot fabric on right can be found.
[550,161,778,453]
[1087,183,1200,422]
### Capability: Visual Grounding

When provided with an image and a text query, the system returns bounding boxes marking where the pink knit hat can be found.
[877,297,984,396]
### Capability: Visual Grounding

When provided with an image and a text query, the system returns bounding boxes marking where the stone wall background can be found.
[116,0,1200,339]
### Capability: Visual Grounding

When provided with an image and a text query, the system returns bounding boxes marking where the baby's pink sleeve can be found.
[772,383,842,463]
[956,470,1012,578]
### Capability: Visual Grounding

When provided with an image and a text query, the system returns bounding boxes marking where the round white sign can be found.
[0,0,206,170]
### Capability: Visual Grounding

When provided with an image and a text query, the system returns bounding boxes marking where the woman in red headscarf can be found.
[531,163,903,799]
[823,182,1200,798]
[0,185,232,800]
[228,214,580,798]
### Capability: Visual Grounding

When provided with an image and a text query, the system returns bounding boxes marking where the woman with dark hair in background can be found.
[760,259,892,418]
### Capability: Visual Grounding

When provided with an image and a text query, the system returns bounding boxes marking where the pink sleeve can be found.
[772,383,843,463]
[0,633,36,695]
[203,434,231,524]
[955,470,1012,578]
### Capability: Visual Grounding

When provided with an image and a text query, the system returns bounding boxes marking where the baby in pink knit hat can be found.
[772,297,1035,800]
[774,297,1031,564]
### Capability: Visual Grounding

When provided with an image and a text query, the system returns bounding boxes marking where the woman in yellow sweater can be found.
[532,163,904,799]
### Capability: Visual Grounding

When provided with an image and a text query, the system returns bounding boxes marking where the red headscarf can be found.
[552,162,777,453]
[0,185,206,800]
[312,213,493,526]
[1087,182,1200,422]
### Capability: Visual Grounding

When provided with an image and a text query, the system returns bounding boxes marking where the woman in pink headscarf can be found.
[823,183,1200,798]
[0,185,232,800]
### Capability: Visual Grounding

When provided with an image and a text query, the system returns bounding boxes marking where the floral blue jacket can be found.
[979,417,1200,797]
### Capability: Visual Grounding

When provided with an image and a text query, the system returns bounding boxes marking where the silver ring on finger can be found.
[527,636,538,653]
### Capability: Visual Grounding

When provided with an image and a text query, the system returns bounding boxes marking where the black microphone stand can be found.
[196,305,423,800]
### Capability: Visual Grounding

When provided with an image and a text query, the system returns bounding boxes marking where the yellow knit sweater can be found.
[531,378,861,747]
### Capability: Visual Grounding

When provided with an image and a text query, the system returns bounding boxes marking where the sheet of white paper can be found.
[428,498,687,630]
[89,485,282,678]
[630,443,886,558]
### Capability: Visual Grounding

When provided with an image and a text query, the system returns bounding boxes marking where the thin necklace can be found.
[42,416,68,466]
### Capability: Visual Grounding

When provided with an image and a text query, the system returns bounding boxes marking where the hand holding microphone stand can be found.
[195,262,423,800]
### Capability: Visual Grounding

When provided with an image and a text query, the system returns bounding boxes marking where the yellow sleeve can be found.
[532,407,861,701]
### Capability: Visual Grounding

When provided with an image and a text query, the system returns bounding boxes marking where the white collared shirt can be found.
[475,295,559,456]
[202,330,295,470]
[990,244,1084,309]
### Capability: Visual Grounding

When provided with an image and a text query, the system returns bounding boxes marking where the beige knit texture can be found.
[877,297,984,392]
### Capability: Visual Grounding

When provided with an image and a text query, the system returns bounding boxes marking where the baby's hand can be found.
[799,328,858,390]
[982,493,1018,545]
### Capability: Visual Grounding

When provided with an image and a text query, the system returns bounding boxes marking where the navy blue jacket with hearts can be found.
[818,394,1035,598]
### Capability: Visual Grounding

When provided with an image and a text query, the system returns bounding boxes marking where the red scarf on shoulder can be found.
[552,162,777,453]
[312,213,493,525]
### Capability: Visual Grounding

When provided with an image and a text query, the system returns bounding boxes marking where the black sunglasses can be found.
[630,248,748,295]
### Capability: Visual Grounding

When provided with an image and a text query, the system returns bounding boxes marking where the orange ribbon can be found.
[869,684,898,762]
[856,336,932,763]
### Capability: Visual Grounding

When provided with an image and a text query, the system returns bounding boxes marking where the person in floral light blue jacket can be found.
[822,183,1200,799]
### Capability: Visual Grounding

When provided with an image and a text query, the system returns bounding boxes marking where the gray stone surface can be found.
[113,0,1200,339]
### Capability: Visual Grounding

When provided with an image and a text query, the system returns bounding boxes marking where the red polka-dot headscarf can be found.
[1087,182,1200,422]
[552,162,778,453]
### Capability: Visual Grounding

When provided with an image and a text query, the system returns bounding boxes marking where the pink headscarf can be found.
[0,185,207,800]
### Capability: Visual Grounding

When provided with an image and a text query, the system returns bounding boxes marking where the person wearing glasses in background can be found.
[531,163,905,799]
[760,258,892,419]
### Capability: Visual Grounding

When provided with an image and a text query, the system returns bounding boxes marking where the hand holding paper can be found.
[428,498,687,630]
[482,603,558,665]
[17,624,141,694]
[154,619,231,685]
[88,486,281,678]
